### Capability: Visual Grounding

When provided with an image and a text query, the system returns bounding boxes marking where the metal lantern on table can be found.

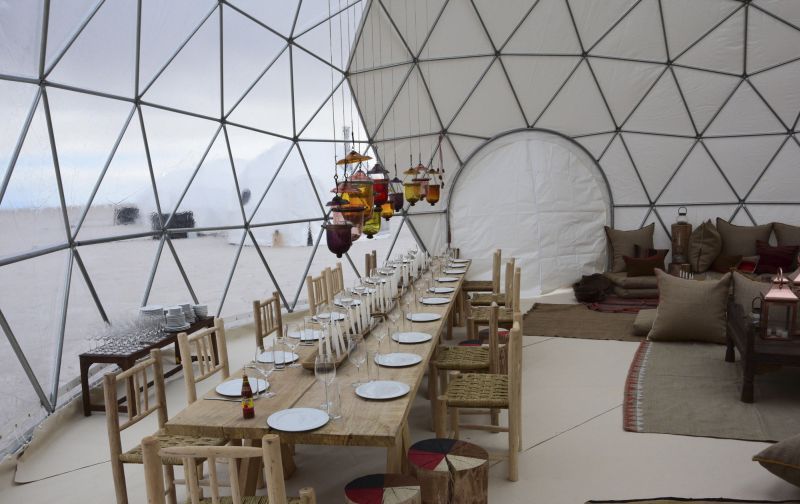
[403,167,421,206]
[761,268,799,340]
[671,206,692,264]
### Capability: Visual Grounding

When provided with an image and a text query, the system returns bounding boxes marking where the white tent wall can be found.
[348,0,800,286]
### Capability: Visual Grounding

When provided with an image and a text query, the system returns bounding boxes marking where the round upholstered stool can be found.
[407,438,489,504]
[477,327,509,341]
[345,473,421,504]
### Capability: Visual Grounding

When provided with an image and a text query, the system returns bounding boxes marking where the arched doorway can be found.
[448,129,613,297]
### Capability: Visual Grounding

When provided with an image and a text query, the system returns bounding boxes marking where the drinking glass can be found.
[314,353,336,411]
[302,316,317,346]
[248,346,276,398]
[347,334,367,387]
[273,333,286,370]
[283,323,300,367]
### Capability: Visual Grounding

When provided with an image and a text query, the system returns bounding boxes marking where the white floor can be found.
[1,292,799,504]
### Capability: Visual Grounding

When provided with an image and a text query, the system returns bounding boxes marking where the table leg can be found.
[80,358,92,416]
[122,360,137,417]
[281,442,296,480]
[742,354,755,403]
[386,432,404,473]
[240,438,263,496]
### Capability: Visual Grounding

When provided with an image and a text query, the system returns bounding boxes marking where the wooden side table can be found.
[408,438,489,504]
[79,316,214,416]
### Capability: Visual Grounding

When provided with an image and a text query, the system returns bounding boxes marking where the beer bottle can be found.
[241,372,254,419]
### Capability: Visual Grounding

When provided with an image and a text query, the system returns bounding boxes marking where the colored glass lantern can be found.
[348,170,375,219]
[761,269,799,340]
[363,207,382,238]
[390,192,404,212]
[403,167,421,206]
[425,183,440,205]
[380,201,394,221]
[414,163,429,200]
[368,163,390,206]
[324,223,352,257]
[330,203,365,242]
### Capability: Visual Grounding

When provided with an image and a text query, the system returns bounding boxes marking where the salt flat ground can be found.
[1,291,798,504]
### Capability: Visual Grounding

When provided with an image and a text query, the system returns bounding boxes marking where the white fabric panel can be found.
[753,1,800,28]
[375,67,439,140]
[575,133,615,159]
[569,0,637,50]
[536,61,615,136]
[349,2,410,72]
[706,82,785,136]
[381,0,446,55]
[749,140,800,202]
[746,203,800,226]
[424,0,493,59]
[676,9,744,75]
[599,136,649,204]
[703,136,786,197]
[746,7,800,74]
[625,72,694,135]
[613,207,650,231]
[503,56,581,123]
[447,134,485,163]
[672,67,740,132]
[750,60,800,128]
[419,57,493,127]
[664,204,738,227]
[661,0,740,58]
[350,65,413,139]
[623,133,695,198]
[644,211,671,251]
[503,0,581,54]
[592,0,666,62]
[590,59,664,125]
[407,213,447,254]
[731,209,755,225]
[450,131,610,296]
[659,144,737,204]
[471,0,538,48]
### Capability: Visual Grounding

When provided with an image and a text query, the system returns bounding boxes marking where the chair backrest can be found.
[104,349,168,467]
[142,433,317,504]
[487,303,500,373]
[364,250,377,275]
[508,315,522,407]
[331,262,345,294]
[491,249,502,295]
[177,318,230,404]
[509,266,521,312]
[503,258,516,303]
[305,272,328,316]
[253,291,283,349]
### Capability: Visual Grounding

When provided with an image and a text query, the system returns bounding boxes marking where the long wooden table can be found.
[164,263,468,490]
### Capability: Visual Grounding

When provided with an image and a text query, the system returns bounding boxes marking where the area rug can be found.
[624,341,800,442]
[523,303,640,342]
[587,499,800,503]
[588,295,659,314]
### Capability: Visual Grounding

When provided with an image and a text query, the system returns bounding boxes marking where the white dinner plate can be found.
[365,278,388,284]
[447,263,467,269]
[267,408,330,432]
[429,287,455,294]
[375,352,422,367]
[406,312,442,322]
[392,332,433,344]
[436,277,459,283]
[421,297,450,305]
[314,311,346,322]
[257,351,299,364]
[355,380,411,400]
[444,269,465,275]
[164,323,191,332]
[215,378,268,397]
[334,299,362,307]
[288,329,322,341]
[450,258,469,264]
[354,287,377,295]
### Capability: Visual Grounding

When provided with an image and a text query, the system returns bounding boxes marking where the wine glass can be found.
[314,353,336,411]
[347,334,367,387]
[248,346,276,398]
[283,323,300,368]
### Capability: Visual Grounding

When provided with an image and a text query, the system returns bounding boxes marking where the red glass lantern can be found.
[761,269,799,340]
[368,163,389,206]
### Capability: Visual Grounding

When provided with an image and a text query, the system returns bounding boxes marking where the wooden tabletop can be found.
[164,263,469,449]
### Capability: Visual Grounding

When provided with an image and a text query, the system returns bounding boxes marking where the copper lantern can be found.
[761,269,799,340]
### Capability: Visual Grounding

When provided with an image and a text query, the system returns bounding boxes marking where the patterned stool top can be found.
[408,438,489,473]
[345,473,420,504]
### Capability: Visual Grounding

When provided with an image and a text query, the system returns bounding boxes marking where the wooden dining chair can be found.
[331,261,345,294]
[177,318,231,404]
[305,271,329,316]
[104,348,225,504]
[364,250,377,276]
[142,433,317,504]
[253,291,283,349]
[461,249,501,296]
[469,250,505,306]
[435,314,523,481]
[466,263,519,340]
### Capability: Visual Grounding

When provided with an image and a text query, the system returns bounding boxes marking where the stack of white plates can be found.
[193,304,208,318]
[139,305,164,318]
[180,303,195,323]
[165,306,189,331]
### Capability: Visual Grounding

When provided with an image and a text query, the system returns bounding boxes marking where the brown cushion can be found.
[605,223,655,273]
[716,218,773,257]
[633,309,657,336]
[687,220,721,273]
[774,222,800,247]
[711,254,742,274]
[755,240,799,274]
[624,251,667,277]
[754,433,800,488]
[732,270,770,316]
[604,271,659,289]
[612,286,659,299]
[647,269,731,344]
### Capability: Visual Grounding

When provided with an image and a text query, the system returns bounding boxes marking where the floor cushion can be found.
[733,270,771,315]
[774,222,800,247]
[716,218,773,257]
[613,286,659,299]
[633,309,657,336]
[753,432,800,488]
[605,223,655,273]
[688,220,722,272]
[604,271,658,289]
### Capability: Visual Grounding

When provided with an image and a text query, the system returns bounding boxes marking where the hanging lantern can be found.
[760,268,799,340]
[368,163,390,206]
[380,201,394,220]
[414,163,429,200]
[324,223,352,258]
[403,167,421,206]
[329,198,365,242]
[390,192,404,212]
[425,167,440,206]
[363,207,382,238]
[348,169,375,220]
[389,165,404,211]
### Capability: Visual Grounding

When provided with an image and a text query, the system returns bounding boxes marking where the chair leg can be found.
[450,407,460,440]
[490,408,499,428]
[429,362,439,431]
[435,396,447,438]
[164,465,177,504]
[110,459,128,504]
[508,406,520,482]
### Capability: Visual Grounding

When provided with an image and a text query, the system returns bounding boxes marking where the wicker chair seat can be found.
[435,346,490,371]
[469,305,514,323]
[197,497,304,504]
[462,280,493,293]
[119,430,226,465]
[446,373,509,409]
[470,292,507,306]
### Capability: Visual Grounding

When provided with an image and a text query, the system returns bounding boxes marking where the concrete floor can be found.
[1,292,799,503]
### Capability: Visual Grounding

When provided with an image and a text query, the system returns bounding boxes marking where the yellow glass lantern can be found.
[348,170,375,220]
[402,167,421,206]
[380,201,394,221]
[761,269,799,340]
[425,183,440,205]
[363,208,382,238]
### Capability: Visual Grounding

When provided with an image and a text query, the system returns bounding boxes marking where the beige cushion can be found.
[754,433,800,488]
[647,269,731,344]
[605,223,655,273]
[732,270,770,316]
[774,222,800,246]
[604,271,658,289]
[716,218,773,257]
[633,309,657,336]
[687,220,721,273]
[612,286,659,299]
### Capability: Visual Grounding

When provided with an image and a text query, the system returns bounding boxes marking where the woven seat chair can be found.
[466,264,520,340]
[142,433,317,504]
[461,249,501,295]
[178,318,231,404]
[435,314,523,482]
[305,270,329,316]
[104,348,226,504]
[469,253,512,307]
[253,291,283,350]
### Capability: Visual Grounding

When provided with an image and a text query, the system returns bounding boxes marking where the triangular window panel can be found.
[44,0,98,71]
[676,9,744,75]
[223,5,287,112]
[46,88,133,226]
[144,13,220,118]
[449,60,526,137]
[703,135,786,197]
[658,145,737,204]
[222,229,283,317]
[298,141,369,205]
[536,61,615,136]
[292,47,343,136]
[747,5,800,74]
[300,81,368,142]
[382,0,446,57]
[138,0,217,89]
[746,203,800,227]
[590,59,664,125]
[625,71,694,135]
[598,136,649,205]
[591,0,667,62]
[752,1,800,28]
[419,57,493,128]
[662,0,740,59]
[348,64,413,139]
[228,0,300,37]
[672,67,740,133]
[749,139,800,202]
[0,81,38,179]
[227,50,293,137]
[471,0,539,49]
[623,133,695,199]
[447,134,485,164]
[75,117,159,243]
[0,332,49,446]
[750,60,800,128]
[644,210,672,251]
[375,67,439,141]
[295,0,362,40]
[503,56,580,124]
[568,0,637,50]
[423,0,494,59]
[705,81,785,136]
[147,238,197,307]
[503,0,581,54]
[575,133,615,160]
[0,101,68,257]
[318,3,402,72]
[251,145,325,225]
[0,1,42,78]
[48,0,137,98]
